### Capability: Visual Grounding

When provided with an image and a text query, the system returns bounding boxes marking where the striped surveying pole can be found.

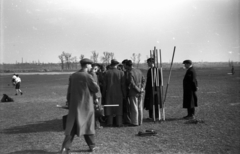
[163,46,176,119]
[150,47,162,122]
[150,50,156,122]
[154,47,161,121]
[159,49,165,120]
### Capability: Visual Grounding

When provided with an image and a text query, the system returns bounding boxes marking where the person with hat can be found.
[61,58,100,153]
[125,60,145,126]
[182,60,198,120]
[121,59,131,124]
[144,58,162,120]
[89,63,103,129]
[102,59,126,127]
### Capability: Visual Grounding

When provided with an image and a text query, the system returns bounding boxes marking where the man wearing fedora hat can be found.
[102,59,126,127]
[182,60,198,120]
[61,58,99,153]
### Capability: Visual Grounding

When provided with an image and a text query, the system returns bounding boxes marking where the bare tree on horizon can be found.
[80,54,84,60]
[58,51,65,70]
[91,51,99,63]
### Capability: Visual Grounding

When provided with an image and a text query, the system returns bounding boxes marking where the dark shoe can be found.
[116,124,125,127]
[21,92,23,95]
[15,94,17,96]
[128,124,138,127]
[183,116,194,120]
[183,115,190,119]
[146,118,152,120]
[105,124,113,127]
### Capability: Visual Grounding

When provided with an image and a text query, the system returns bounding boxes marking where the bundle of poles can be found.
[150,46,176,122]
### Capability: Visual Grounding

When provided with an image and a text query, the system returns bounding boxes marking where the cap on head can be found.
[111,59,119,66]
[182,60,192,65]
[122,59,128,64]
[80,58,93,65]
[126,60,133,67]
[147,58,155,63]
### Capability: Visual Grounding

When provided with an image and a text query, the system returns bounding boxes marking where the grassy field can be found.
[0,67,240,154]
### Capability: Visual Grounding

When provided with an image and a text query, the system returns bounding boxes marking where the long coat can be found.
[65,70,99,136]
[128,68,145,97]
[144,67,162,110]
[183,67,198,108]
[102,67,126,116]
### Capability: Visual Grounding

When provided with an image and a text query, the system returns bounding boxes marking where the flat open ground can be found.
[0,67,240,154]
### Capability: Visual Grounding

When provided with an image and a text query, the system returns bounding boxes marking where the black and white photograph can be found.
[0,0,239,153]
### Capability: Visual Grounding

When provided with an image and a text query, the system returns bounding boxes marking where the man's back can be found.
[128,68,145,96]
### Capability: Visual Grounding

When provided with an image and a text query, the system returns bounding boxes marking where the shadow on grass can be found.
[8,149,91,154]
[3,119,63,134]
[8,150,58,154]
[143,117,182,123]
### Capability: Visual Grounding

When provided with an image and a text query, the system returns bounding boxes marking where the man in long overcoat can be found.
[61,58,99,153]
[102,59,126,127]
[182,60,198,119]
[144,58,162,120]
[122,59,131,124]
[126,60,145,126]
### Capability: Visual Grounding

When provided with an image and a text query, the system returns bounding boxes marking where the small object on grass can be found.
[185,119,205,124]
[137,129,157,136]
[1,94,14,102]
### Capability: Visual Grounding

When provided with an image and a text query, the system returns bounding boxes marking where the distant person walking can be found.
[125,60,145,126]
[102,59,126,127]
[182,60,198,120]
[61,58,100,153]
[15,75,23,95]
[231,65,235,75]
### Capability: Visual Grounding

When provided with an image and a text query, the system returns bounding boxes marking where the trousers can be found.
[129,96,143,125]
[61,121,95,150]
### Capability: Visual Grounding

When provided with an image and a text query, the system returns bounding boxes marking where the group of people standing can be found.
[60,58,198,153]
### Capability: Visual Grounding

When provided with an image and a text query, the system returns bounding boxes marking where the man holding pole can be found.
[144,58,162,120]
[182,60,198,120]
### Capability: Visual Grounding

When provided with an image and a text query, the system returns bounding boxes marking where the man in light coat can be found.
[125,60,145,126]
[102,59,126,127]
[61,58,99,153]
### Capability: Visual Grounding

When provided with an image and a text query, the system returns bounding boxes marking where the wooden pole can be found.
[150,50,156,122]
[163,46,176,104]
[159,49,165,120]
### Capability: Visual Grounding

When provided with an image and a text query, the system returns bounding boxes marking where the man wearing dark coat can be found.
[122,59,131,124]
[182,60,198,119]
[61,58,99,154]
[102,59,126,127]
[144,58,162,120]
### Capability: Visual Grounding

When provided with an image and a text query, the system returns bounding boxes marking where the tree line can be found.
[58,51,142,70]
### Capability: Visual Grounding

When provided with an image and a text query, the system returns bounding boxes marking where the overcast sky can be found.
[0,0,239,63]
